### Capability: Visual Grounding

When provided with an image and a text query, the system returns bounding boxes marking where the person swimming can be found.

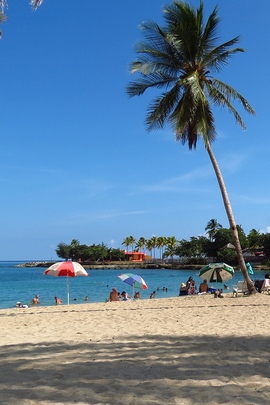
[30,294,40,305]
[55,296,62,305]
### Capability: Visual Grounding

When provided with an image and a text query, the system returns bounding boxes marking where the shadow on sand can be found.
[0,333,269,404]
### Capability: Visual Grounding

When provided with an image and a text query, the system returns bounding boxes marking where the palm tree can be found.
[205,219,222,241]
[150,236,158,259]
[157,236,167,260]
[122,236,136,253]
[146,238,154,258]
[135,237,147,253]
[164,236,179,263]
[127,1,256,292]
[166,236,178,249]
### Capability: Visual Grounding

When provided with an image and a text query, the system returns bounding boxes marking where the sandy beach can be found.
[0,293,269,405]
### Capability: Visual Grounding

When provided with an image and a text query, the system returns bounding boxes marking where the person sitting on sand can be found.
[30,294,40,305]
[179,282,187,296]
[186,277,196,295]
[121,291,132,301]
[214,289,224,298]
[109,287,119,302]
[55,296,62,305]
[199,279,208,293]
[15,301,28,308]
[134,291,140,299]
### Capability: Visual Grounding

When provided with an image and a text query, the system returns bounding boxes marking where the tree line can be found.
[122,219,270,264]
[56,240,126,263]
[56,219,270,265]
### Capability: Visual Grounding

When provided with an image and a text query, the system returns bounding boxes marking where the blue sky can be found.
[0,0,269,260]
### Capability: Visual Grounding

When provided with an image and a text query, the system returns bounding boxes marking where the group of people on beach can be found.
[15,294,40,308]
[108,286,170,301]
[15,276,227,308]
[108,287,141,302]
[179,277,224,297]
[15,294,63,308]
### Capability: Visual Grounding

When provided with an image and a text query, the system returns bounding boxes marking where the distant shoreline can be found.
[15,261,270,272]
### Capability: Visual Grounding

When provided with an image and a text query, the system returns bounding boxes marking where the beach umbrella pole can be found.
[67,275,70,305]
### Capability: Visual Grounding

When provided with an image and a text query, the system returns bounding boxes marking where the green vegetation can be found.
[56,220,270,265]
[127,0,255,291]
[56,239,125,263]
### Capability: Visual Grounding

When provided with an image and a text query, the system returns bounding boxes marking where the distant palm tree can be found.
[166,236,178,250]
[157,236,167,260]
[127,1,256,292]
[150,236,158,259]
[135,237,147,252]
[146,238,154,258]
[205,219,222,241]
[122,236,136,253]
[164,237,179,263]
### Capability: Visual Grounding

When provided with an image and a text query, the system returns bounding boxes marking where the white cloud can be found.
[96,209,148,219]
[107,239,116,247]
[233,194,270,205]
[259,226,270,234]
[129,165,213,194]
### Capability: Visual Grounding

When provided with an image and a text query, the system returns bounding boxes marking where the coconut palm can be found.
[205,219,222,241]
[135,237,147,253]
[164,236,179,263]
[166,236,178,249]
[146,238,155,258]
[122,236,136,253]
[127,1,256,292]
[150,236,158,259]
[157,236,167,260]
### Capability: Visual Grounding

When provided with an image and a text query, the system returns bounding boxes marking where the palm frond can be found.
[163,1,203,62]
[211,79,255,116]
[203,39,244,71]
[206,81,248,128]
[146,84,181,131]
[199,4,220,53]
[172,86,216,149]
[30,0,43,10]
[127,72,177,97]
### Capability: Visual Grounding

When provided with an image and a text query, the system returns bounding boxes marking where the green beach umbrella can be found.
[199,262,234,283]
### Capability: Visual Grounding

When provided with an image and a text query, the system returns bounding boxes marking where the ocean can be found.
[0,261,265,309]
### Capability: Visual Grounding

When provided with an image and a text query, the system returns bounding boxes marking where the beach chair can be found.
[232,281,249,297]
[261,279,270,294]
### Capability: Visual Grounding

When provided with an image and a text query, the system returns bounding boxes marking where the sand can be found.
[0,293,269,405]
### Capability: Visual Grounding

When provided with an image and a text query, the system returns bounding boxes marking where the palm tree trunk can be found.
[206,142,256,293]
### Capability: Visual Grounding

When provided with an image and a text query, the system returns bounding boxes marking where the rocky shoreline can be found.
[16,260,270,272]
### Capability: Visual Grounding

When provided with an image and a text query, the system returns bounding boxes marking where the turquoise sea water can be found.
[0,261,265,309]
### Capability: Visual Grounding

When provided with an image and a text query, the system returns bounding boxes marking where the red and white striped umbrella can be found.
[44,261,89,304]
